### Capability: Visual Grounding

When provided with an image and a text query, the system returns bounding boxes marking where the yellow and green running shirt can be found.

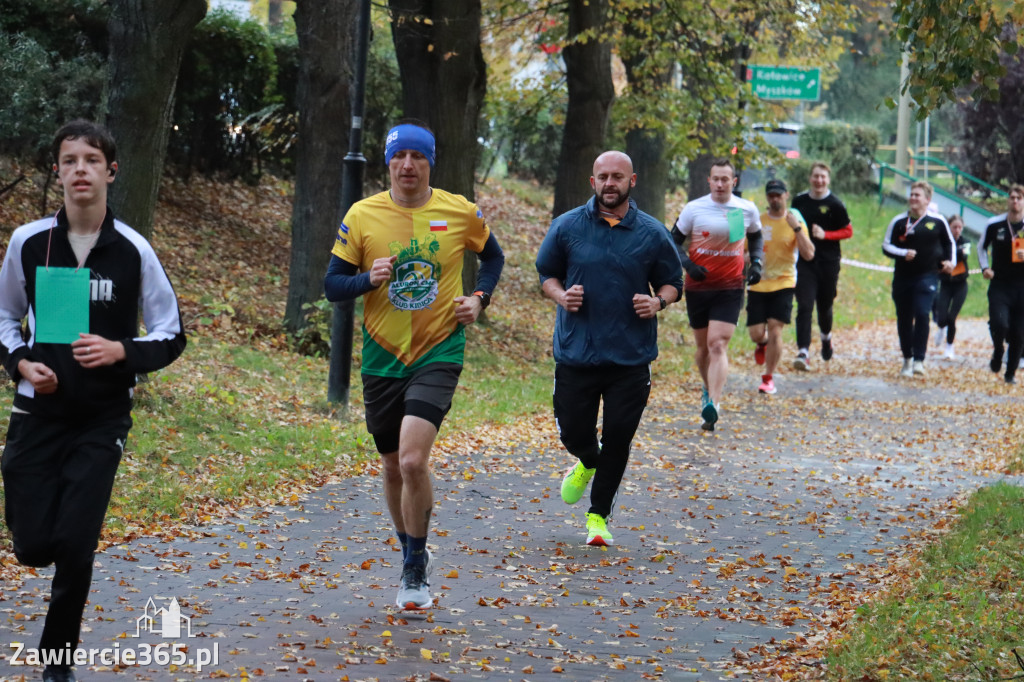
[332,188,490,377]
[749,208,807,293]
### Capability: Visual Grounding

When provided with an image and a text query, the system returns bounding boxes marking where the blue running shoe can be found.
[701,401,719,431]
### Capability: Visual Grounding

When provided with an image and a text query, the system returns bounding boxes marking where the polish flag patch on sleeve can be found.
[429,220,448,231]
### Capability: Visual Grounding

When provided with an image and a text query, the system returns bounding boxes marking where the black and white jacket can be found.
[0,207,186,419]
[882,211,956,279]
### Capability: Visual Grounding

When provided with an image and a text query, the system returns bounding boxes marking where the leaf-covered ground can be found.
[0,317,1019,681]
[0,169,1022,679]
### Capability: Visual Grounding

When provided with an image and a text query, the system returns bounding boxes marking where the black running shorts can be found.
[362,362,463,454]
[684,288,744,329]
[746,288,795,326]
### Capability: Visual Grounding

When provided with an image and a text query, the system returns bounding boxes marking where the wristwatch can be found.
[473,290,491,309]
[657,295,668,310]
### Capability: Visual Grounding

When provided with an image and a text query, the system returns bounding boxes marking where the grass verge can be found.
[826,482,1024,680]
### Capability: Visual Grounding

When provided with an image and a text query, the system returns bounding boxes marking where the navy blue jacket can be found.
[536,197,683,367]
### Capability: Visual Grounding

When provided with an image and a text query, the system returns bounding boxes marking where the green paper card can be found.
[727,208,746,241]
[35,266,90,344]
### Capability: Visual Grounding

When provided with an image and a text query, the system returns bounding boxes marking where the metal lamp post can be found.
[327,0,371,409]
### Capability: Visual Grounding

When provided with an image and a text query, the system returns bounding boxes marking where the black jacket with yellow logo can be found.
[882,211,956,279]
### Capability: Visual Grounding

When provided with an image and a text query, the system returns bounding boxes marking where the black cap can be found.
[765,179,787,195]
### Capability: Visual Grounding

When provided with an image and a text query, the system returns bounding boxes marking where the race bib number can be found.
[35,266,89,343]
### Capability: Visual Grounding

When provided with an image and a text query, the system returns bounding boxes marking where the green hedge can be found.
[0,0,106,165]
[167,10,282,180]
[787,122,880,195]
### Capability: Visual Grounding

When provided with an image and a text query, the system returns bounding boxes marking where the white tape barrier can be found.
[840,257,983,276]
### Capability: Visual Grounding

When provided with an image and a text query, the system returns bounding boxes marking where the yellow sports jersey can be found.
[332,189,490,377]
[749,208,806,293]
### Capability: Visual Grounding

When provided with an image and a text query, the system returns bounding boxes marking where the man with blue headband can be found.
[324,121,504,610]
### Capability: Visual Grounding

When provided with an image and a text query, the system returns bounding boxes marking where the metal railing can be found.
[875,161,995,237]
[909,154,1007,198]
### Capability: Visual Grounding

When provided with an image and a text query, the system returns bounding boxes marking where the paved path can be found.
[0,320,1020,681]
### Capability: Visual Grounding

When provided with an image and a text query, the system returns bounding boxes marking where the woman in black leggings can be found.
[933,214,970,359]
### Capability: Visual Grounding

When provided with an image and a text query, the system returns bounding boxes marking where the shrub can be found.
[789,122,880,195]
[0,0,106,167]
[168,9,280,181]
[484,71,566,185]
[0,32,105,166]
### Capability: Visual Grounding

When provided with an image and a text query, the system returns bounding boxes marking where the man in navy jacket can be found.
[536,151,682,547]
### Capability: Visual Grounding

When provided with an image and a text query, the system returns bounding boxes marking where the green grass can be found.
[106,337,371,530]
[450,332,555,428]
[827,483,1024,680]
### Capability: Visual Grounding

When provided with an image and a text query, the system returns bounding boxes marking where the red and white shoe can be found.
[754,342,767,365]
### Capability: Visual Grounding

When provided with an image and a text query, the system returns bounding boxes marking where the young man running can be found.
[978,185,1024,384]
[790,162,853,370]
[882,181,955,377]
[672,158,763,430]
[0,120,186,682]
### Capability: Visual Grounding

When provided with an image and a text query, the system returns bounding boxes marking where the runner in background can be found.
[882,181,955,378]
[672,158,763,430]
[746,179,815,395]
[978,185,1024,384]
[932,214,970,359]
[790,162,853,371]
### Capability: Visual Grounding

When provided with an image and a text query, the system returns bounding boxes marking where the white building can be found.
[209,0,250,20]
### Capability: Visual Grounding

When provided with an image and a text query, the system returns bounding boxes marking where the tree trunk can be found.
[687,154,716,202]
[621,15,673,224]
[626,128,668,222]
[551,0,614,218]
[268,0,284,29]
[687,39,752,201]
[389,0,487,295]
[105,0,206,239]
[283,0,355,333]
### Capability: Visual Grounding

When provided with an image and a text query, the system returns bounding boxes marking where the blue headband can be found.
[385,124,436,168]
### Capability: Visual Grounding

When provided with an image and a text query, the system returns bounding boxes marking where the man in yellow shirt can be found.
[747,179,814,394]
[324,122,504,610]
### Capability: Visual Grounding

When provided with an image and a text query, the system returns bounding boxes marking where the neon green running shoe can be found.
[561,461,596,504]
[585,512,613,546]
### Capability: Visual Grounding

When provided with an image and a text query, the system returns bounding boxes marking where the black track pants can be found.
[552,363,651,519]
[1,411,131,660]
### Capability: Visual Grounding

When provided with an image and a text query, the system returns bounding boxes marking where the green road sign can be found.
[747,65,821,101]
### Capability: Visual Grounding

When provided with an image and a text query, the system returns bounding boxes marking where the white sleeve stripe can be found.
[113,221,184,338]
[881,213,907,257]
[0,220,49,355]
[134,331,178,343]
